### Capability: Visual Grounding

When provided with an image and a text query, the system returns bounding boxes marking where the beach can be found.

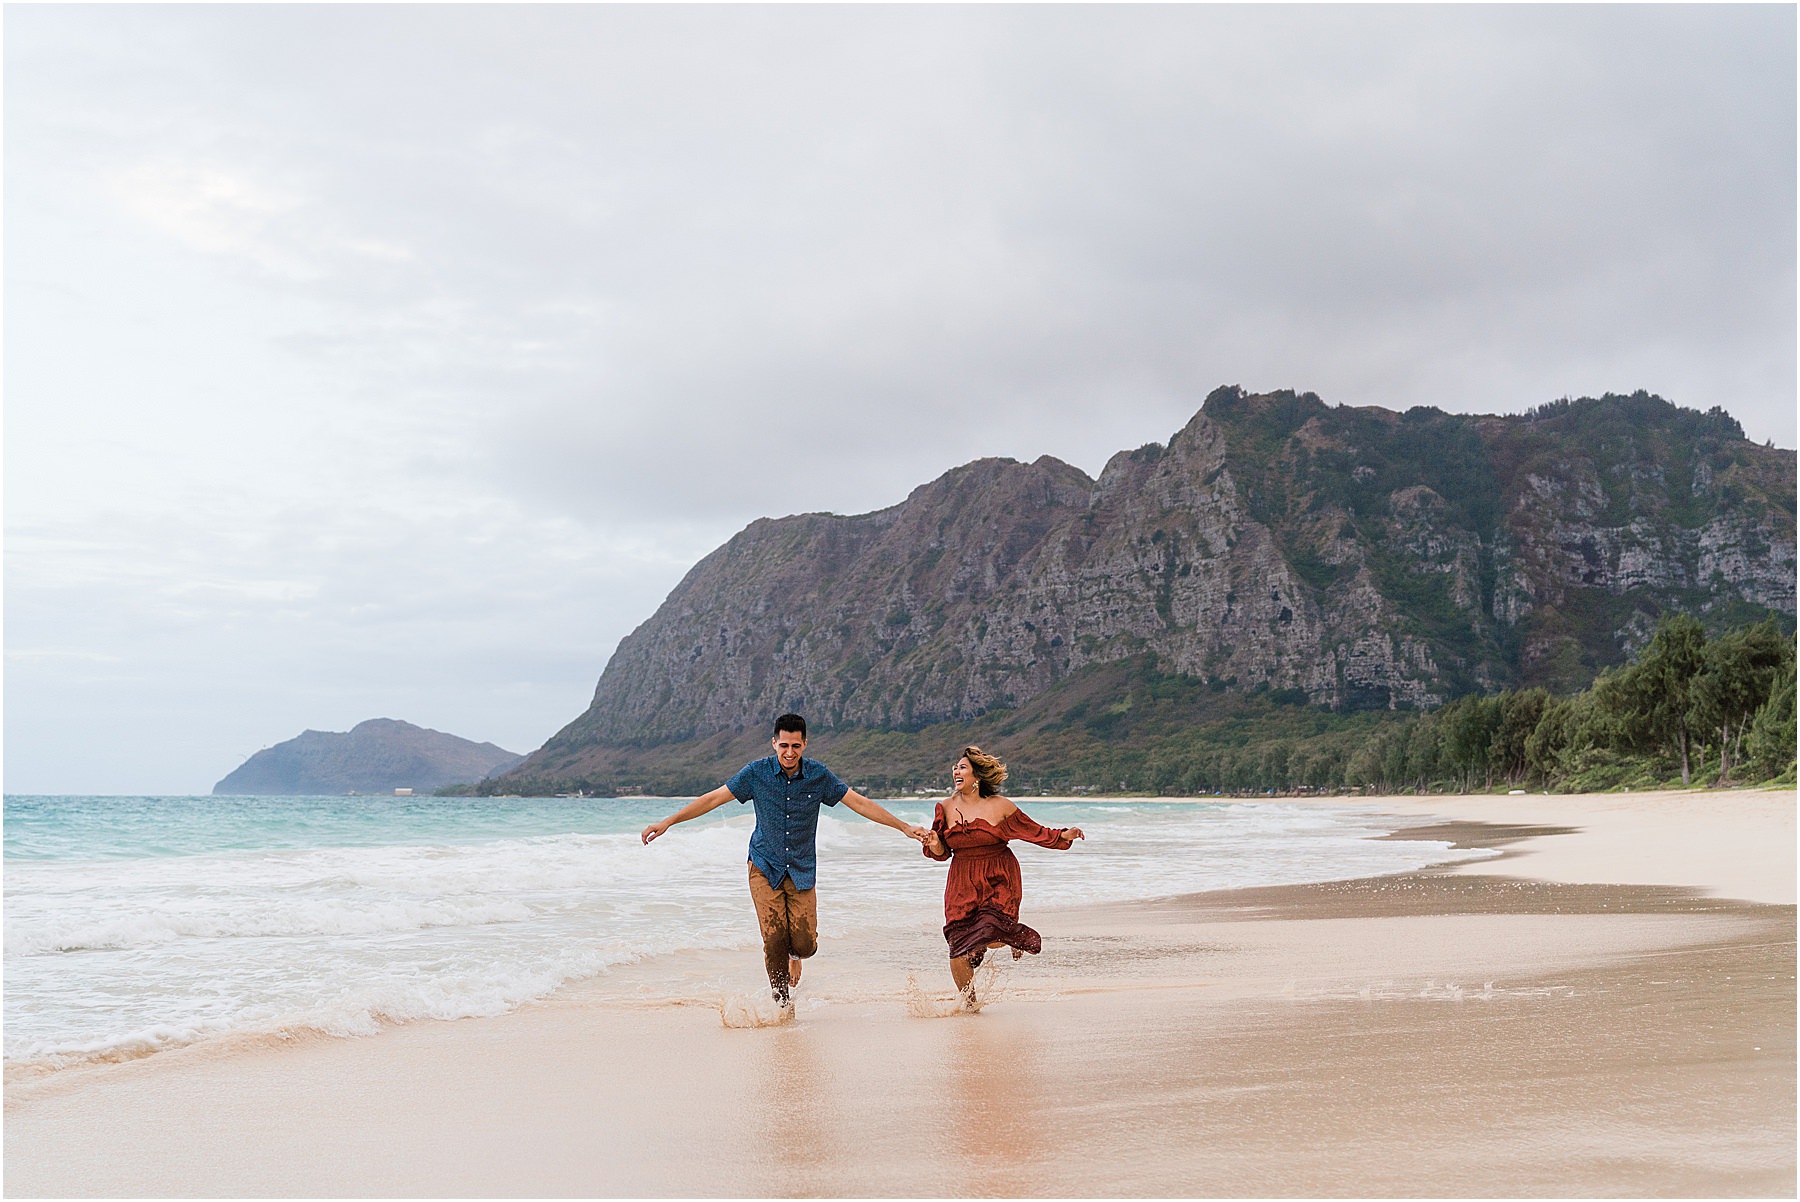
[6,788,1793,1197]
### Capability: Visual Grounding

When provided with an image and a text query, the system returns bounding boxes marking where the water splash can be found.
[902,975,965,1018]
[717,991,795,1028]
[903,959,1012,1018]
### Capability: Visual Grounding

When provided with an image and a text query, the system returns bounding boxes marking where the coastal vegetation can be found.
[1341,615,1796,795]
[483,617,1794,798]
[864,616,1797,798]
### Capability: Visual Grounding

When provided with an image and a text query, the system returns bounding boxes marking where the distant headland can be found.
[213,719,523,796]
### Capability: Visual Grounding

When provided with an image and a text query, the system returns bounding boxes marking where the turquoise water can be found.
[4,793,678,860]
[5,793,1490,1071]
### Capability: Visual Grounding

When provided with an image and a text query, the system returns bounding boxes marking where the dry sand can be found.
[6,790,1794,1198]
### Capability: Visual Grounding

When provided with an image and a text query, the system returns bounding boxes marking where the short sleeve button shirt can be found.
[726,755,850,891]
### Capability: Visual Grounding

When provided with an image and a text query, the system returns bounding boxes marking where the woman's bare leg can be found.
[949,955,978,1009]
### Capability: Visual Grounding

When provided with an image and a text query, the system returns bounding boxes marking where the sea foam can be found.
[4,795,1492,1070]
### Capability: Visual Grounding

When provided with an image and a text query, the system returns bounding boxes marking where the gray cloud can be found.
[7,5,1793,791]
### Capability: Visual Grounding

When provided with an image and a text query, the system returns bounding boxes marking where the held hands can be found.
[647,816,931,845]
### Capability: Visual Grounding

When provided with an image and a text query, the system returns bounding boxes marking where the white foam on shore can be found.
[5,798,1494,1071]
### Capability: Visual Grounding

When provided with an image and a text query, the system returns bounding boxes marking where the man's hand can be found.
[640,786,735,846]
[903,823,929,843]
[841,788,927,839]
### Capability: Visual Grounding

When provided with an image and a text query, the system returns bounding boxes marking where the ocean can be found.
[4,793,1493,1072]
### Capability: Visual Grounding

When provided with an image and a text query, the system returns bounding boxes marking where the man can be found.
[641,713,926,1008]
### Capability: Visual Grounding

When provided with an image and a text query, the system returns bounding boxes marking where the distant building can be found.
[394,788,413,796]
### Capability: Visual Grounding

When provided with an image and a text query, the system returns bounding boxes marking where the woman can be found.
[921,746,1083,1008]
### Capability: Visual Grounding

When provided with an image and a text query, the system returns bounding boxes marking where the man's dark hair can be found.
[773,713,808,739]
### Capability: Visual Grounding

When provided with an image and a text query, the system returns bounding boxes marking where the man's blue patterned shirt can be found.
[726,755,850,891]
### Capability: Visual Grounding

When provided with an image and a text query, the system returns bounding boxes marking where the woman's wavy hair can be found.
[960,746,1008,797]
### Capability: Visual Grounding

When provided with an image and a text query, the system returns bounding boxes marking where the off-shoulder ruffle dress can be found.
[923,803,1075,966]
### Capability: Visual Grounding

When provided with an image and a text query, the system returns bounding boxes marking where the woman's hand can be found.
[1063,826,1085,843]
[924,830,946,855]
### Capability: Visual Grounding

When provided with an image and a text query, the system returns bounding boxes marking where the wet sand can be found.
[6,791,1794,1197]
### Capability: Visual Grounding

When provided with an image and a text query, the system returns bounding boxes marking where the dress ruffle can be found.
[943,905,1043,966]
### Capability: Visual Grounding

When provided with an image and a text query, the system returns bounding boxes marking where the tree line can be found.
[834,617,1798,799]
[1343,615,1795,795]
[467,616,1795,799]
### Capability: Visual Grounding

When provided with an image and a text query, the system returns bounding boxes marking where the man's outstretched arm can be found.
[840,789,928,842]
[641,785,735,844]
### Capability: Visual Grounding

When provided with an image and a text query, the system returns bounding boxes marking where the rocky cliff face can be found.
[215,719,524,795]
[512,390,1793,784]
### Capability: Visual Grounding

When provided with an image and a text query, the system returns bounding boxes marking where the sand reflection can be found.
[937,1005,1054,1190]
[741,1022,832,1184]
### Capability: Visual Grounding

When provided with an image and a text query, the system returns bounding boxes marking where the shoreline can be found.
[7,790,1794,1197]
[1317,786,1795,905]
[607,783,1795,800]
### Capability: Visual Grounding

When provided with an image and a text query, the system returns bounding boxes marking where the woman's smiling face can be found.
[952,756,973,792]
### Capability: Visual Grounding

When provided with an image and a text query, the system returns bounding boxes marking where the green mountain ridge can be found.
[489,388,1794,797]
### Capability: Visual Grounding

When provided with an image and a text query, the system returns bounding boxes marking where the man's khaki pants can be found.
[748,862,817,994]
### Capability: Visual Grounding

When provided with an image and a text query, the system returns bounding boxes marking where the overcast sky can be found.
[7,5,1795,794]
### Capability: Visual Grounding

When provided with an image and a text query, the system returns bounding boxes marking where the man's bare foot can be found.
[789,957,802,986]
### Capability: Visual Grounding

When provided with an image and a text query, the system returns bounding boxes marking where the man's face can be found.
[772,729,807,772]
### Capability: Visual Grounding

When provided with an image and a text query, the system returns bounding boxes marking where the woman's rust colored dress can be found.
[923,802,1076,966]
